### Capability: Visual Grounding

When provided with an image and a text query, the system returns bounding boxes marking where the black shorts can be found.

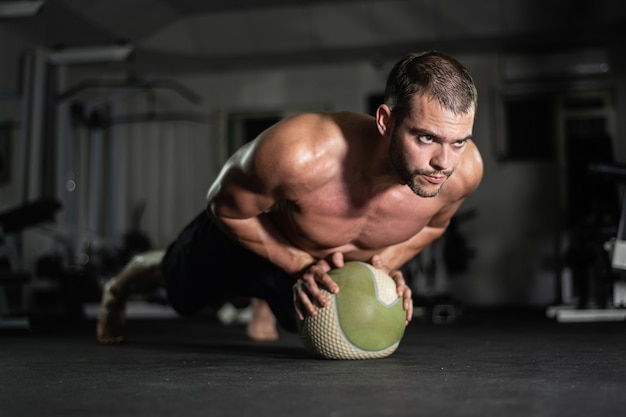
[161,211,297,332]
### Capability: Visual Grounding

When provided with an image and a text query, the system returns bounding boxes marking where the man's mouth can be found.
[423,174,447,184]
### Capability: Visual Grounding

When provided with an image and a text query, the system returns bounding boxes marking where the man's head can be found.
[383,51,477,120]
[377,52,477,198]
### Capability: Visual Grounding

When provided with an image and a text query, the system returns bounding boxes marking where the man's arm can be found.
[206,129,317,276]
[376,199,464,270]
[207,114,350,319]
[370,198,467,324]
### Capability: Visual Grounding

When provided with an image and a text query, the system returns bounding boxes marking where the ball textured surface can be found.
[299,261,406,360]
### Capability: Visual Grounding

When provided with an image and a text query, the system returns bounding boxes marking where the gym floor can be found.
[2,309,626,417]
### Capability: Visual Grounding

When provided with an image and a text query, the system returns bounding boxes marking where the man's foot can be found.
[246,299,279,342]
[96,278,127,344]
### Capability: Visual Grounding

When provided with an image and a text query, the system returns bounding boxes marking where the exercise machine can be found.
[548,163,626,322]
[0,198,61,327]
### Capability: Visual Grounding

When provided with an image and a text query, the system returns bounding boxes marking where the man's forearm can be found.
[377,225,447,270]
[214,212,315,276]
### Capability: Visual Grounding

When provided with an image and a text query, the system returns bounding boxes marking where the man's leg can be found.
[97,250,165,344]
[97,211,295,344]
[97,253,282,343]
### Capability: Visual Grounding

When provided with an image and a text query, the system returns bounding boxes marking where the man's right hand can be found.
[292,253,344,320]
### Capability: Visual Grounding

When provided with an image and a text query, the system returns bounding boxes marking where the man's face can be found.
[389,95,475,198]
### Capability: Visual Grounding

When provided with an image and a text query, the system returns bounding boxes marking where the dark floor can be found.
[2,309,626,417]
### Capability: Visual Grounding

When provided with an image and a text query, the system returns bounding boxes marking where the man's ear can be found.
[375,104,393,136]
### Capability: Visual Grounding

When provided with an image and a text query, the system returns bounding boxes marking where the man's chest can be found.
[277,186,442,250]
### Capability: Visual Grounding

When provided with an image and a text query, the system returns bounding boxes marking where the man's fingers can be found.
[403,287,413,324]
[315,270,339,294]
[305,262,338,294]
[299,265,337,307]
[388,270,407,296]
[388,269,412,324]
[370,255,385,272]
[330,252,344,269]
[292,259,343,320]
[293,282,319,318]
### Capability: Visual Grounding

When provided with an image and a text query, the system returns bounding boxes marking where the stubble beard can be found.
[389,133,453,198]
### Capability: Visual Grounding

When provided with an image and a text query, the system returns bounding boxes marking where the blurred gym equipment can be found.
[403,209,478,325]
[0,198,61,327]
[548,162,626,322]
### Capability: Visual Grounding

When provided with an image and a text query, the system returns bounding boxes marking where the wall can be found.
[0,28,34,211]
[58,61,392,252]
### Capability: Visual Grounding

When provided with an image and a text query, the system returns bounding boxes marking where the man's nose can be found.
[430,145,450,171]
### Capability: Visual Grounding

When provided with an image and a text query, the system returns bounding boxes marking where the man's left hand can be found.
[370,255,413,325]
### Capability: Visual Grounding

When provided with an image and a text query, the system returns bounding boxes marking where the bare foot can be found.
[246,299,279,342]
[97,279,127,344]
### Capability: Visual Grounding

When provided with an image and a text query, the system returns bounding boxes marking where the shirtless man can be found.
[97,51,483,344]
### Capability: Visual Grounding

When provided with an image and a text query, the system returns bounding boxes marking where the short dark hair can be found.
[384,51,477,119]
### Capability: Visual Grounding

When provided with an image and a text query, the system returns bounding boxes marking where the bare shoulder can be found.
[444,140,484,201]
[249,112,348,194]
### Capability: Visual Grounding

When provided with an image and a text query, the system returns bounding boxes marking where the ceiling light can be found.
[0,1,45,18]
[48,44,134,65]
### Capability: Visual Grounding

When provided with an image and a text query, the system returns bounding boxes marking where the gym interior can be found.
[1,1,626,416]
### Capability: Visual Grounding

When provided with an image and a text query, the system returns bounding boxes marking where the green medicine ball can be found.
[299,261,406,360]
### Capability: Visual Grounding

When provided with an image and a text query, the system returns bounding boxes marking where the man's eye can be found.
[418,135,433,144]
[453,140,467,148]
